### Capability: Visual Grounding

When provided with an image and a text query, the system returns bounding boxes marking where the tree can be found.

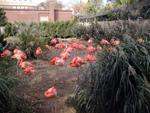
[38,0,63,9]
[92,0,103,7]
[0,8,7,26]
[0,8,7,44]
[84,2,97,14]
[73,3,84,14]
[116,0,138,5]
[54,1,63,9]
[83,0,103,14]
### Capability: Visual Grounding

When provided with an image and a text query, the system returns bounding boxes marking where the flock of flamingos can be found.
[0,37,120,99]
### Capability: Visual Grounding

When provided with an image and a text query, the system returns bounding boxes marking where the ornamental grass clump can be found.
[0,56,32,113]
[0,76,32,113]
[72,36,150,113]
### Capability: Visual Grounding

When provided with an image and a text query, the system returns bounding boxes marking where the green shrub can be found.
[0,8,7,26]
[3,22,48,58]
[15,23,45,58]
[4,23,17,37]
[72,37,150,113]
[72,24,87,38]
[0,32,6,52]
[40,21,75,38]
[72,23,112,41]
[0,7,7,44]
[3,21,75,58]
[73,20,150,42]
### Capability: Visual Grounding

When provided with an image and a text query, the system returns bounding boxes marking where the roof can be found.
[0,0,39,6]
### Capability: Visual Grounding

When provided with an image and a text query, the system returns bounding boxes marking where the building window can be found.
[20,6,24,9]
[17,6,21,9]
[13,6,17,9]
[40,16,49,22]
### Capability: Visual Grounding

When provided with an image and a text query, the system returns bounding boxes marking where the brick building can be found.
[0,0,73,23]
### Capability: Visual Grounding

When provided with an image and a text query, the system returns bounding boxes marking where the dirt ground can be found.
[15,44,89,113]
[14,39,90,113]
[19,59,78,113]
